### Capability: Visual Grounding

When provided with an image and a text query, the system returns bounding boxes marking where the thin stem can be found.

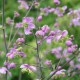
[25,43,36,49]
[18,69,22,80]
[2,0,8,80]
[25,0,34,17]
[8,28,19,47]
[35,35,44,80]
[8,17,15,47]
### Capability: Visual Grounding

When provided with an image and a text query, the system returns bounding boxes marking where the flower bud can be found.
[67,47,73,53]
[37,15,42,22]
[66,40,72,47]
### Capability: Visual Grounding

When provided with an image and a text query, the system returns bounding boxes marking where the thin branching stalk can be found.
[2,0,8,80]
[19,68,22,80]
[8,17,15,48]
[35,35,45,80]
[46,50,79,80]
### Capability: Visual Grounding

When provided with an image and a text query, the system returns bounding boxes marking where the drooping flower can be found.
[6,47,26,59]
[37,15,42,22]
[62,30,68,37]
[53,0,60,5]
[18,0,29,10]
[51,47,62,58]
[67,47,73,53]
[17,52,26,57]
[66,40,73,47]
[49,8,55,13]
[20,64,36,72]
[22,17,34,23]
[54,6,67,17]
[0,67,7,74]
[4,61,16,69]
[35,30,45,37]
[41,25,50,33]
[44,60,52,66]
[50,69,66,78]
[0,67,11,76]
[16,38,25,44]
[14,11,20,17]
[35,25,50,37]
[6,48,17,59]
[24,28,32,35]
[6,17,13,25]
[8,62,16,69]
[15,22,23,28]
[22,17,35,35]
[54,22,59,27]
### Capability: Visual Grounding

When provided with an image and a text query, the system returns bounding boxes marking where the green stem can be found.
[2,0,8,80]
[35,35,44,80]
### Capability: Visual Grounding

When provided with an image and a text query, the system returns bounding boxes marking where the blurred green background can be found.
[0,0,80,80]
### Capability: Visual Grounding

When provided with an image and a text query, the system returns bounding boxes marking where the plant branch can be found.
[46,50,79,80]
[2,0,8,80]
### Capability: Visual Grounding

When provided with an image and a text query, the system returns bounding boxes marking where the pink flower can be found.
[41,25,50,33]
[6,48,17,59]
[0,67,7,74]
[15,22,23,28]
[0,67,11,76]
[49,31,55,36]
[4,61,16,69]
[22,17,35,35]
[35,25,50,37]
[51,47,62,58]
[49,8,55,13]
[6,47,26,59]
[18,1,29,10]
[14,11,20,17]
[24,28,32,35]
[54,0,60,5]
[66,40,73,47]
[62,30,68,37]
[18,52,26,57]
[62,6,67,11]
[6,17,13,25]
[46,37,52,44]
[35,30,45,37]
[20,64,36,72]
[67,47,73,53]
[37,15,42,22]
[50,69,66,76]
[44,60,51,66]
[54,22,59,27]
[16,38,25,44]
[22,17,34,23]
[6,52,14,59]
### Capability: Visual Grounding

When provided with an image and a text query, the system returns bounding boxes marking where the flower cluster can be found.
[68,9,80,26]
[6,47,26,59]
[20,64,36,72]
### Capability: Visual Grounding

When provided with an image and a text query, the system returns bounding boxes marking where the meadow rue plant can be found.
[18,0,29,10]
[0,0,80,80]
